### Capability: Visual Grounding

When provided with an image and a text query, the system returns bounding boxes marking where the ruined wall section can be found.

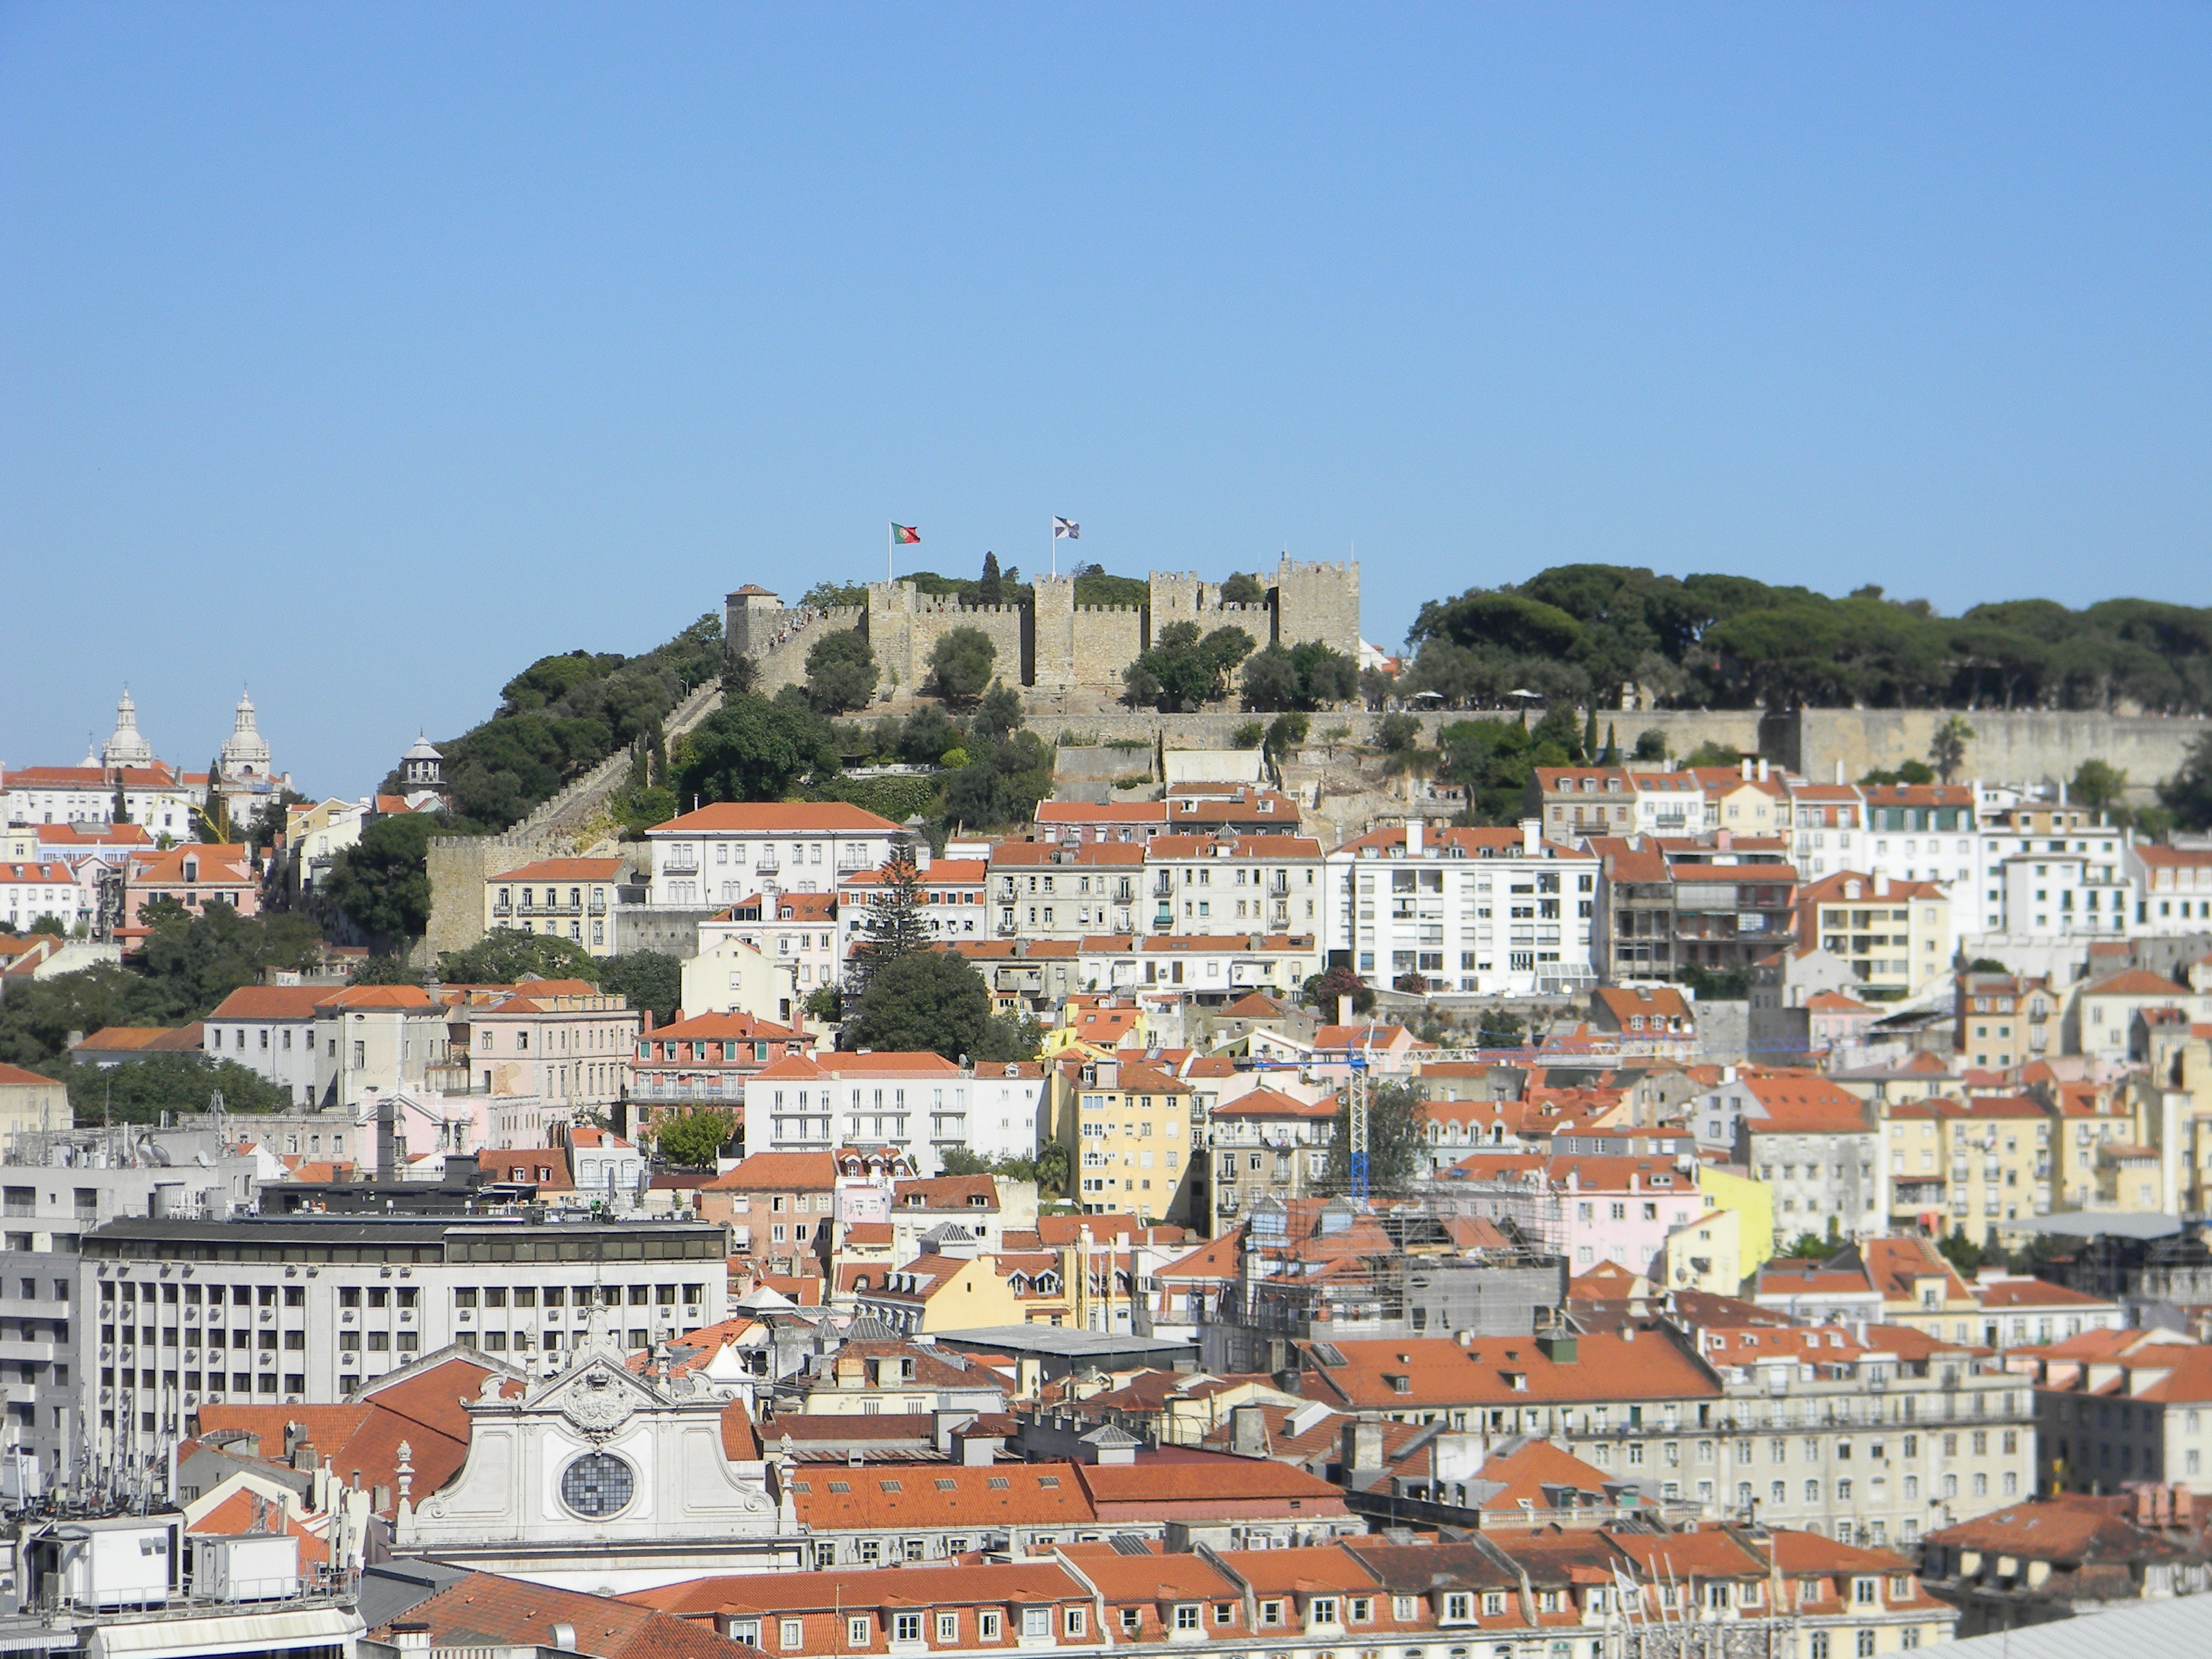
[1271,555,1360,660]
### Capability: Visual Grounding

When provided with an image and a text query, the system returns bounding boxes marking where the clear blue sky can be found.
[3,4,2207,796]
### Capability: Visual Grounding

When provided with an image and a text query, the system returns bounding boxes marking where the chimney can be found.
[392,1628,432,1653]
[1338,994,1354,1027]
[1835,759,1845,785]
[1520,817,1541,857]
[551,1625,579,1653]
[1231,1403,1269,1457]
[1757,757,1769,782]
[1341,1418,1386,1473]
[1874,873,1891,898]
[915,842,932,872]
[1740,758,1752,780]
[1406,820,1423,857]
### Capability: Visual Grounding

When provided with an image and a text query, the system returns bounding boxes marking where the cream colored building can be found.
[457,980,641,1117]
[1662,1206,1744,1294]
[484,856,630,957]
[1796,872,1951,999]
[679,929,800,1025]
[1883,1094,2052,1244]
[0,1063,67,1148]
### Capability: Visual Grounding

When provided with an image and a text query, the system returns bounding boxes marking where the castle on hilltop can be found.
[727,552,1359,700]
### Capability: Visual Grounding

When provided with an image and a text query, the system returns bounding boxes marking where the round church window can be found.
[560,1452,635,1519]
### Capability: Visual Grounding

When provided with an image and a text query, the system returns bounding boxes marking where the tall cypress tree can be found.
[844,836,932,1006]
[975,551,1005,608]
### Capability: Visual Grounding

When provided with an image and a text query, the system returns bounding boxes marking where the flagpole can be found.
[1050,517,1056,580]
[887,521,893,586]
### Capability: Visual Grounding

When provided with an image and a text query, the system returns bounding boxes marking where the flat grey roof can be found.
[1994,1211,2189,1241]
[930,1326,1197,1360]
[1931,1591,2212,1659]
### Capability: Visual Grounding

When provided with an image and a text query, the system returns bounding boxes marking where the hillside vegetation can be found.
[1401,566,2212,714]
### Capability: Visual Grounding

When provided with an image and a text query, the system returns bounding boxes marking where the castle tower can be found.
[1031,574,1077,690]
[101,687,153,769]
[1270,554,1361,660]
[724,585,785,657]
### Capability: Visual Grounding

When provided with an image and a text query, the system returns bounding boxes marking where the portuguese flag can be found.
[891,524,921,544]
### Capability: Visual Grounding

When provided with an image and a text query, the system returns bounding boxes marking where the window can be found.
[979,1614,1001,1641]
[1176,1605,1201,1631]
[937,1615,959,1643]
[1443,1594,1470,1623]
[1020,1609,1051,1639]
[893,1615,921,1644]
[1064,1610,1086,1638]
[848,1616,872,1647]
[1263,1601,1287,1627]
[1480,1593,1505,1617]
[782,1622,804,1651]
[1312,1598,1340,1625]
[1855,1634,1875,1658]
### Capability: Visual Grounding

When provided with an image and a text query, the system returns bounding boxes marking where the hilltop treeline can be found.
[1400,565,2212,714]
[384,615,726,829]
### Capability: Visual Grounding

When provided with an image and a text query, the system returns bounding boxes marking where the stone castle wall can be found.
[865,583,1028,697]
[1272,557,1360,659]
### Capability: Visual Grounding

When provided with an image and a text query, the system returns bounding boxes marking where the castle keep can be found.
[726,554,1359,700]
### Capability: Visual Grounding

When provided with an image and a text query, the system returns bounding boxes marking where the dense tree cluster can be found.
[1241,641,1359,712]
[401,615,725,830]
[804,630,879,714]
[1400,565,2212,714]
[1123,622,1258,712]
[435,931,683,1022]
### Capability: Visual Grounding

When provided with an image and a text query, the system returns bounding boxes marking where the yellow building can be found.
[1693,1162,1775,1280]
[1885,1094,2052,1245]
[483,855,629,957]
[1662,1206,1745,1295]
[1796,871,1951,999]
[1053,1053,1203,1227]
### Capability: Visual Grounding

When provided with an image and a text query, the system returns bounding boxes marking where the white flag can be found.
[1053,517,1079,539]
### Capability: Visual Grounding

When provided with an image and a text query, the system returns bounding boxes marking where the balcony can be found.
[662,855,700,874]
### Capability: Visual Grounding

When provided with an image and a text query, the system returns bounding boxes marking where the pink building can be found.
[123,842,259,930]
[1555,1153,1708,1279]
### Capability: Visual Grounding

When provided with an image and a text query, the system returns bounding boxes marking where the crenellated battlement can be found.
[728,547,1360,698]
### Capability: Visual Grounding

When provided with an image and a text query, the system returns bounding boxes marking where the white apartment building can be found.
[988,841,1145,941]
[1970,804,2132,941]
[2131,843,2212,933]
[838,855,989,966]
[646,801,902,906]
[747,1051,977,1175]
[0,860,87,933]
[1323,820,1599,996]
[80,1213,728,1486]
[1076,932,1321,1003]
[1140,833,1325,938]
[202,986,327,1106]
[309,985,451,1109]
[678,921,804,1021]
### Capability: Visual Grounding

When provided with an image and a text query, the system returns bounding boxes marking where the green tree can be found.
[1936,1227,1986,1277]
[936,1146,995,1176]
[929,627,997,706]
[845,838,931,1005]
[139,902,321,1015]
[1240,646,1305,712]
[1860,760,1937,786]
[2071,759,2128,815]
[1633,728,1668,761]
[938,732,1055,831]
[842,950,995,1060]
[657,1105,735,1168]
[1301,966,1375,1017]
[1376,713,1422,755]
[25,914,72,940]
[1125,623,1256,712]
[1264,712,1309,760]
[721,647,759,697]
[2158,732,2212,831]
[1780,1233,1833,1261]
[1476,1008,1527,1048]
[805,630,879,714]
[974,683,1024,743]
[1319,1079,1425,1194]
[350,955,424,986]
[326,813,441,945]
[898,704,956,766]
[675,692,834,805]
[65,1052,295,1124]
[1930,715,1976,784]
[971,1012,1045,1063]
[804,982,842,1025]
[598,952,683,1023]
[1219,572,1265,604]
[1231,721,1265,750]
[439,930,597,985]
[974,551,1006,607]
[1683,740,1749,769]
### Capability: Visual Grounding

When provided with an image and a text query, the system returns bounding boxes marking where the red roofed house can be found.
[700,1151,841,1276]
[1587,987,1697,1059]
[0,1061,67,1142]
[627,1009,811,1140]
[1687,1071,1882,1242]
[1208,1086,1341,1229]
[1793,869,1952,999]
[123,842,260,928]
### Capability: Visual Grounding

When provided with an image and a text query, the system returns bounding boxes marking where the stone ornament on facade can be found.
[559,1368,638,1443]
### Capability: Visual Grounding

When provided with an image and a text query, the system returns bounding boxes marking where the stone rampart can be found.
[745,606,865,697]
[865,582,1027,697]
[1272,555,1360,659]
[419,833,551,967]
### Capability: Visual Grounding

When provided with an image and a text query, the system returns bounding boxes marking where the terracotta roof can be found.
[703,1152,838,1193]
[648,1010,806,1042]
[0,1062,62,1088]
[378,1571,759,1659]
[491,857,628,882]
[2081,969,2188,998]
[1214,1086,1338,1120]
[1296,1331,1718,1411]
[786,1460,1096,1530]
[206,985,334,1020]
[627,1560,1086,1619]
[651,801,901,834]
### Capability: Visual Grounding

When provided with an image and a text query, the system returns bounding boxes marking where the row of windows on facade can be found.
[662,842,869,868]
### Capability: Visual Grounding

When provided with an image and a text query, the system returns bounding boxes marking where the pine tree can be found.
[844,836,932,1005]
[1602,722,1619,764]
[1580,707,1599,764]
[975,551,1005,608]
